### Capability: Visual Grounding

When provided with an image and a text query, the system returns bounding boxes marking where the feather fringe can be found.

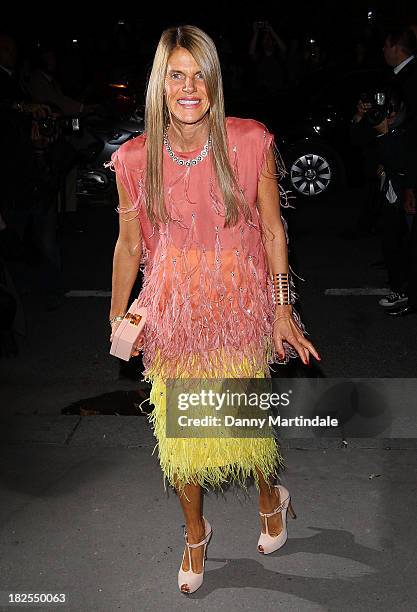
[107,127,311,494]
[106,133,309,373]
[138,360,285,498]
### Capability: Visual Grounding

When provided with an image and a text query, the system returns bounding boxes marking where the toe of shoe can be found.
[387,306,415,316]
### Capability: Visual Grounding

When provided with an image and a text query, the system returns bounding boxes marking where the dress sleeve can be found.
[104,141,144,215]
[256,123,275,182]
[110,148,135,213]
[254,120,290,208]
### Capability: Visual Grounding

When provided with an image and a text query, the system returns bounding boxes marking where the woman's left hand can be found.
[130,334,144,358]
[273,313,321,365]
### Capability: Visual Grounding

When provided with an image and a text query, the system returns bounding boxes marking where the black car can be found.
[233,66,387,199]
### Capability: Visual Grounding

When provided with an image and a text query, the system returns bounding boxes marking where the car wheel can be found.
[285,145,344,198]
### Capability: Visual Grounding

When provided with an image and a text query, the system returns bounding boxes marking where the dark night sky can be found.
[5,2,417,46]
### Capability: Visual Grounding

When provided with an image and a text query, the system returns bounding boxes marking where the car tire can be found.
[284,143,346,198]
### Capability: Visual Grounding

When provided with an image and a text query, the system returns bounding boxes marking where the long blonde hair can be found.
[144,24,252,228]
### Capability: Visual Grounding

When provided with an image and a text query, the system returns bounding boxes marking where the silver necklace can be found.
[163,126,212,167]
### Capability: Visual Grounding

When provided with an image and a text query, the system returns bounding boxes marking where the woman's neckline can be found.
[164,120,220,156]
[169,145,202,156]
[160,118,233,156]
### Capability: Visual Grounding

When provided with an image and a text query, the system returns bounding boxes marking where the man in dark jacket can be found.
[379,27,417,316]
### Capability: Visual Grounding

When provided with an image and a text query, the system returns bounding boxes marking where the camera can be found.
[37,115,82,138]
[37,116,57,138]
[360,90,388,125]
[361,86,406,127]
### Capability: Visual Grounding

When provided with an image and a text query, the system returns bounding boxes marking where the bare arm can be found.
[257,145,320,364]
[257,144,292,329]
[109,176,143,327]
[265,23,287,54]
[257,144,290,304]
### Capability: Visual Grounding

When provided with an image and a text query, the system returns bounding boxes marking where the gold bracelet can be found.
[271,272,291,305]
[109,314,125,326]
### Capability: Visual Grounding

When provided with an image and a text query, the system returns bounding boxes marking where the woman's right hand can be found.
[110,321,144,357]
[110,320,122,344]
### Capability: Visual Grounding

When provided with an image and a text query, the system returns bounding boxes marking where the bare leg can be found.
[255,468,283,552]
[174,474,206,594]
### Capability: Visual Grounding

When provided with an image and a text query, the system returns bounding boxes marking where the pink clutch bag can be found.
[110,299,147,361]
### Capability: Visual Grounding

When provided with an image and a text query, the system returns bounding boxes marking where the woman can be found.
[108,25,320,594]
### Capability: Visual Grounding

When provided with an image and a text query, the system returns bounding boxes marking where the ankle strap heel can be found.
[258,485,295,554]
[288,499,297,520]
[178,516,212,594]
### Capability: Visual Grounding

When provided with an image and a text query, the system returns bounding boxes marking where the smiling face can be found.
[164,46,210,125]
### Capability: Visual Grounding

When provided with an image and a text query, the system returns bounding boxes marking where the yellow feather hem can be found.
[139,353,286,496]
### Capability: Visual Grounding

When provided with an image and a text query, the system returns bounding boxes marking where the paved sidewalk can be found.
[0,417,416,611]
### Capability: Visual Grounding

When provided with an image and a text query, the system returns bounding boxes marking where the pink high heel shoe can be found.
[258,485,296,554]
[178,516,212,594]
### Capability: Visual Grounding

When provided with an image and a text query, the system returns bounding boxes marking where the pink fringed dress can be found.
[108,117,305,493]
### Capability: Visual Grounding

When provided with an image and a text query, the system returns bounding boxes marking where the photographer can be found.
[381,26,417,315]
[0,33,65,311]
[351,86,417,314]
[249,19,287,98]
[0,33,52,212]
[27,44,87,215]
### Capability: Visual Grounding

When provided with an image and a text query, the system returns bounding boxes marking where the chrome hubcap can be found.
[290,153,332,196]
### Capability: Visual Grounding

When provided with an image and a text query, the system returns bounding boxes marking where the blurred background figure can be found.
[352,87,411,310]
[28,44,84,115]
[249,19,287,98]
[27,43,85,216]
[301,36,327,75]
[286,37,304,85]
[381,25,417,316]
[216,32,243,100]
[351,25,417,314]
[0,32,65,317]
